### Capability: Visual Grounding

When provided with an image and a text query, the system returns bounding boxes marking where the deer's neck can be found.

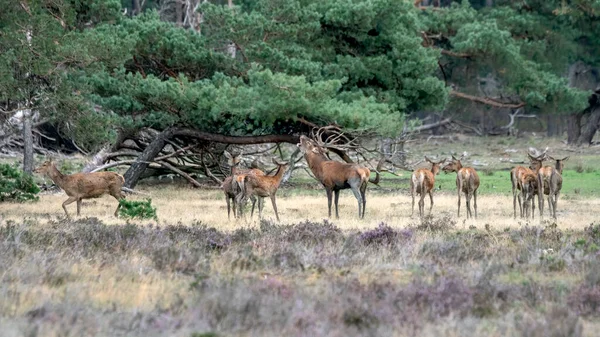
[272,165,287,188]
[304,152,328,178]
[431,165,439,176]
[46,165,67,186]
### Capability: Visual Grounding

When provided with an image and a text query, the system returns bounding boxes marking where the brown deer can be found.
[236,158,289,221]
[222,151,263,219]
[528,153,568,219]
[520,171,538,219]
[411,157,444,217]
[511,165,534,218]
[442,155,480,218]
[297,135,372,219]
[34,160,125,217]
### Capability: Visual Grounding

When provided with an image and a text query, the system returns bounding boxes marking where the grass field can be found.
[2,135,600,336]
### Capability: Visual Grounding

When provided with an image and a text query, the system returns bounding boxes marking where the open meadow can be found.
[2,136,600,336]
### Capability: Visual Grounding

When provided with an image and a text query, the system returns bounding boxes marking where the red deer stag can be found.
[222,151,263,219]
[528,153,568,219]
[236,158,289,221]
[411,157,444,218]
[442,155,480,218]
[34,160,125,217]
[297,135,372,219]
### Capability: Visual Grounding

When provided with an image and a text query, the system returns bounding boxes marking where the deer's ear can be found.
[562,156,570,162]
[224,151,232,160]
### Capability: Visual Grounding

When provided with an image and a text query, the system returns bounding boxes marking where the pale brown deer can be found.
[442,155,480,218]
[236,158,289,221]
[520,171,538,219]
[511,165,534,218]
[411,156,444,218]
[528,153,569,219]
[34,160,125,217]
[222,151,264,219]
[297,135,372,219]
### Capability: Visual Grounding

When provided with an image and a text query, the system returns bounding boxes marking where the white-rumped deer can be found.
[511,164,534,219]
[442,155,480,218]
[528,153,568,219]
[297,135,372,219]
[411,157,444,218]
[222,151,263,219]
[520,171,538,219]
[34,160,125,217]
[236,158,289,221]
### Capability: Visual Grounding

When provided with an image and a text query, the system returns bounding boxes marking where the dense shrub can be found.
[0,163,40,202]
[359,223,405,246]
[118,198,157,220]
[410,215,456,233]
[282,220,343,245]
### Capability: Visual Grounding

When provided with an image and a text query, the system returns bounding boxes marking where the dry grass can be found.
[3,185,597,231]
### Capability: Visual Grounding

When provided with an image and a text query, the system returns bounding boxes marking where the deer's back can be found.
[511,166,532,186]
[458,167,479,192]
[63,172,123,197]
[318,161,369,187]
[411,169,435,194]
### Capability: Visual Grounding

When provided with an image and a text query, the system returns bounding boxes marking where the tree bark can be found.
[123,128,175,188]
[22,109,34,174]
[568,89,600,146]
[577,106,600,145]
[567,111,583,144]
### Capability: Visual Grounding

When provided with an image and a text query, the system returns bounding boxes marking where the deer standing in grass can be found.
[297,135,372,219]
[442,155,480,218]
[222,151,263,219]
[34,160,125,217]
[235,158,289,221]
[511,164,534,219]
[411,157,444,218]
[529,153,568,219]
[520,171,538,219]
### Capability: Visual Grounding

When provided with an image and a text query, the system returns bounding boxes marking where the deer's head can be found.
[224,150,242,167]
[425,156,445,175]
[272,158,290,172]
[527,152,545,171]
[34,160,54,175]
[297,135,327,157]
[442,155,463,174]
[548,156,569,174]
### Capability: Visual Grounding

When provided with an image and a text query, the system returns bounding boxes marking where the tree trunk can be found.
[577,105,600,145]
[567,111,583,144]
[22,109,33,174]
[175,0,183,27]
[123,128,175,188]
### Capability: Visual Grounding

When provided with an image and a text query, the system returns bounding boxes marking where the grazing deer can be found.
[297,135,372,219]
[34,160,125,217]
[442,155,480,218]
[222,151,263,219]
[528,153,568,219]
[411,156,444,218]
[236,158,289,221]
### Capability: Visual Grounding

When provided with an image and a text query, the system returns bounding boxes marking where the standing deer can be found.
[222,151,263,219]
[34,160,125,217]
[520,171,538,219]
[442,155,480,218]
[511,164,534,219]
[297,135,372,219]
[528,153,568,219]
[236,158,289,221]
[411,156,445,218]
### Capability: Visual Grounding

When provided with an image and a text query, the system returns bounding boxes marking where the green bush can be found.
[117,198,157,220]
[0,164,40,202]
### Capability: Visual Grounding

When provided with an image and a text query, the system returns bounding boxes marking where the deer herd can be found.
[33,135,569,222]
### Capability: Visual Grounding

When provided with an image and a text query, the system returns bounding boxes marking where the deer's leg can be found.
[512,181,517,219]
[334,189,341,219]
[538,178,544,220]
[411,186,415,217]
[360,182,367,219]
[76,199,82,216]
[226,196,231,220]
[270,195,280,222]
[553,191,560,219]
[473,189,478,219]
[250,195,258,219]
[257,197,264,219]
[457,185,462,218]
[418,193,425,218]
[326,189,333,218]
[350,187,362,219]
[428,190,434,215]
[62,196,77,218]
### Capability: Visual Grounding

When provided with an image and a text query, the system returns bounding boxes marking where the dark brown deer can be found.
[222,151,263,219]
[236,158,289,221]
[442,155,480,218]
[511,165,534,218]
[528,153,568,219]
[34,160,125,217]
[411,156,444,217]
[520,171,538,219]
[297,135,371,219]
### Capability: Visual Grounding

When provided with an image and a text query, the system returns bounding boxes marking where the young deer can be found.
[528,153,568,219]
[34,160,125,217]
[297,135,371,219]
[520,171,538,219]
[411,157,444,218]
[442,155,480,218]
[222,151,263,219]
[511,164,534,218]
[236,158,289,221]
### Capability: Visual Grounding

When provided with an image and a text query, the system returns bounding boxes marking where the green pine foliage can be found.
[118,199,158,220]
[0,164,40,202]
